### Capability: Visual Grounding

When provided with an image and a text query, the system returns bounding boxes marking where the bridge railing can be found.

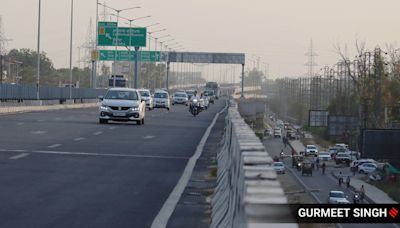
[210,100,296,228]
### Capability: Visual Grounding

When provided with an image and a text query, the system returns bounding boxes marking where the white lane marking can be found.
[144,135,155,139]
[31,131,47,135]
[0,149,188,160]
[151,101,228,228]
[74,137,85,141]
[48,144,61,149]
[109,126,116,130]
[94,131,103,136]
[0,149,27,152]
[16,122,24,125]
[9,153,30,160]
[30,150,188,160]
[55,117,62,121]
[37,119,45,122]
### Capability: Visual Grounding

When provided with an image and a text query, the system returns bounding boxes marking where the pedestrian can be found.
[360,185,365,200]
[321,162,326,175]
[316,157,320,169]
[338,172,343,187]
[346,176,350,188]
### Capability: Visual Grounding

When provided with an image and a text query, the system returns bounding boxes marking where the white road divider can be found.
[210,100,297,228]
[0,102,99,115]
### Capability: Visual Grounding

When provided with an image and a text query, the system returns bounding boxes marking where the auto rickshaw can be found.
[292,155,304,170]
[301,161,313,176]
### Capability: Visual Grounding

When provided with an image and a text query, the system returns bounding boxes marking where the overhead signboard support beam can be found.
[241,63,245,98]
[134,46,140,88]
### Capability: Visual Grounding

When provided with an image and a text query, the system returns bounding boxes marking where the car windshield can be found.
[105,90,138,100]
[154,93,168,98]
[139,91,150,97]
[330,192,345,198]
[319,152,329,156]
[274,163,284,167]
[307,146,316,149]
[174,93,187,97]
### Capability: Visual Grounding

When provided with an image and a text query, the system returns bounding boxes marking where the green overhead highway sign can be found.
[98,21,147,47]
[98,50,162,62]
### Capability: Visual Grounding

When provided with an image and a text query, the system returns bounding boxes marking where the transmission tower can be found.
[305,40,318,77]
[79,17,96,68]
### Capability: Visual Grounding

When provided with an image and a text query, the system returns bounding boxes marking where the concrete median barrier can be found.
[210,100,297,228]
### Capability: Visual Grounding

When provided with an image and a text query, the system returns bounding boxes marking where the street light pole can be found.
[69,0,74,99]
[36,0,41,100]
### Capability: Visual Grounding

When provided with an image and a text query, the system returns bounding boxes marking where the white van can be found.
[153,90,171,110]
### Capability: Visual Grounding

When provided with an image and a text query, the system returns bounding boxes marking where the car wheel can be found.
[141,118,145,125]
[172,103,175,105]
[167,107,170,111]
[137,120,142,125]
[359,170,364,174]
[99,119,108,124]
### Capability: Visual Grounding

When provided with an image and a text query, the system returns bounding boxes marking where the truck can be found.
[108,75,127,88]
[205,81,220,99]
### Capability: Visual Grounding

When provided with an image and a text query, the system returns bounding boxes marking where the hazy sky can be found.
[1,0,399,77]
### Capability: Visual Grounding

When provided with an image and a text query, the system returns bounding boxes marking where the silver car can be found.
[99,88,146,125]
[138,89,153,110]
[172,92,189,106]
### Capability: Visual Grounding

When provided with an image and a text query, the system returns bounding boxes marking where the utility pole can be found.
[36,0,41,100]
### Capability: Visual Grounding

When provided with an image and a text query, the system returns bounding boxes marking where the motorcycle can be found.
[297,162,302,171]
[189,99,200,116]
[353,192,361,204]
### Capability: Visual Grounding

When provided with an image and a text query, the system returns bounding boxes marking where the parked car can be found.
[99,88,146,125]
[335,152,352,165]
[273,162,285,174]
[318,151,331,161]
[138,89,153,110]
[350,159,377,171]
[153,90,171,110]
[305,145,319,156]
[327,191,350,204]
[358,163,378,174]
[172,92,189,105]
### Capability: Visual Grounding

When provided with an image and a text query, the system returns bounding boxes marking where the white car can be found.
[273,128,282,138]
[273,162,285,174]
[172,92,189,105]
[328,191,350,204]
[318,151,331,161]
[99,88,146,125]
[306,145,319,156]
[153,90,171,110]
[138,89,153,110]
[358,163,378,174]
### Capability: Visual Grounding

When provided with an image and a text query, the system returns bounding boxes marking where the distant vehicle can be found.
[305,145,318,156]
[318,151,331,161]
[358,163,378,174]
[273,162,285,174]
[264,128,273,136]
[328,191,350,204]
[301,161,313,176]
[328,147,338,157]
[186,90,196,100]
[273,128,282,138]
[335,143,349,149]
[203,90,215,103]
[98,88,146,125]
[153,90,171,110]
[108,75,127,87]
[138,89,153,110]
[172,92,189,106]
[205,81,220,99]
[335,152,351,165]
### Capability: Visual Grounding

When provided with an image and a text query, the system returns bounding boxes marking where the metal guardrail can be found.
[211,100,296,228]
[0,84,106,100]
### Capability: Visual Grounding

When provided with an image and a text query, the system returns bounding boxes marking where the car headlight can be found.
[130,107,139,111]
[100,105,109,110]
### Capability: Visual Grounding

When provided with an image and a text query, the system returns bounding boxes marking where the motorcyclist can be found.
[189,91,200,113]
[321,162,326,175]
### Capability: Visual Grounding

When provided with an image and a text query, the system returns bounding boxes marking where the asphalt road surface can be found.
[264,134,399,228]
[0,99,226,228]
